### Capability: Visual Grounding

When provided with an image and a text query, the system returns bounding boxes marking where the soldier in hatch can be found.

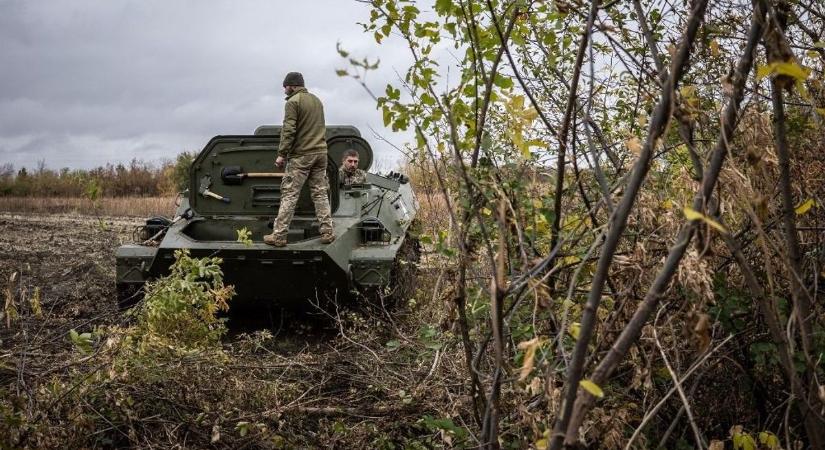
[264,72,335,247]
[339,149,367,186]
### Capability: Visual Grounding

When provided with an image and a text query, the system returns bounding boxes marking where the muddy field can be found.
[0,212,464,449]
[0,214,136,351]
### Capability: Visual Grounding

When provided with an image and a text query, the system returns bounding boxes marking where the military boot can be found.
[320,232,335,244]
[264,233,287,247]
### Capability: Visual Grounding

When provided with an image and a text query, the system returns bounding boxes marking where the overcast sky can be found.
[0,0,415,171]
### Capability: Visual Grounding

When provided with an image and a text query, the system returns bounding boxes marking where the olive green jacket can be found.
[278,87,327,158]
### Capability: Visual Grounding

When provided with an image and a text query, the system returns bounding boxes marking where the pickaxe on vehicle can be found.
[220,165,284,185]
[199,175,231,203]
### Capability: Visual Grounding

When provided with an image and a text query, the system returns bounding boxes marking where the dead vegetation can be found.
[0,212,483,449]
[0,197,175,218]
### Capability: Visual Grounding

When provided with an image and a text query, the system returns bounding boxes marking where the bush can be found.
[133,249,234,351]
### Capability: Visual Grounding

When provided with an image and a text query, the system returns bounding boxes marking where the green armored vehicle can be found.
[115,125,418,306]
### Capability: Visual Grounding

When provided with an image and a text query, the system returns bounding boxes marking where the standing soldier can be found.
[264,72,335,247]
[339,149,367,186]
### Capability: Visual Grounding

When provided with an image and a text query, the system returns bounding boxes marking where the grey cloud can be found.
[0,0,415,170]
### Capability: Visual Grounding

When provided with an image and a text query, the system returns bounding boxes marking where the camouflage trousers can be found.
[273,153,333,238]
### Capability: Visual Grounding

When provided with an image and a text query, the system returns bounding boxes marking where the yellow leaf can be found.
[625,136,642,156]
[662,199,673,209]
[535,215,549,234]
[531,199,543,209]
[517,337,542,381]
[683,207,727,233]
[534,430,549,449]
[511,95,525,111]
[756,61,811,81]
[562,255,581,266]
[522,107,539,122]
[579,379,604,398]
[482,207,492,216]
[568,322,581,340]
[777,61,811,80]
[735,433,756,450]
[679,85,696,99]
[758,431,780,450]
[520,144,532,159]
[755,64,773,80]
[795,198,815,215]
[524,139,547,149]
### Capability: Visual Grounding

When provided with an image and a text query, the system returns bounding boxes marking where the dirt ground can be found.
[0,213,138,353]
[1,212,462,448]
[0,212,336,346]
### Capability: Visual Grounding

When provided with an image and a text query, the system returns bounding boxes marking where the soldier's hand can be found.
[275,156,286,168]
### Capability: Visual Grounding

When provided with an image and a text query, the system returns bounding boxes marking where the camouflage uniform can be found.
[273,154,333,237]
[339,166,367,186]
[270,86,333,241]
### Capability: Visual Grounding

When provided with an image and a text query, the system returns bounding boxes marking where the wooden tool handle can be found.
[203,190,230,203]
[245,172,284,178]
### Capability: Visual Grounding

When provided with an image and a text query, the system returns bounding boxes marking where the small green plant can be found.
[68,329,94,354]
[135,249,234,351]
[83,178,109,231]
[236,227,253,246]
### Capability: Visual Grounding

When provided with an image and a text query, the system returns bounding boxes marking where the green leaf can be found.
[579,379,604,398]
[434,0,452,14]
[493,73,514,89]
[335,69,348,77]
[385,84,400,101]
[335,43,349,58]
[69,329,93,353]
[420,415,468,439]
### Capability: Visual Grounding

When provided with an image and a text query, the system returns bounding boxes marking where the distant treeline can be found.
[0,152,195,197]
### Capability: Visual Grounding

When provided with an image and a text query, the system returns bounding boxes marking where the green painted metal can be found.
[115,126,417,306]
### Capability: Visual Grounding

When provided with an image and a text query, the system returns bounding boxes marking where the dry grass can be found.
[415,191,451,235]
[0,196,176,217]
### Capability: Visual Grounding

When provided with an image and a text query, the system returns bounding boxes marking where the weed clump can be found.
[1,250,236,449]
[131,249,233,352]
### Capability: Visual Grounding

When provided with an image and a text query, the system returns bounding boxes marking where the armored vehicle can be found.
[115,125,418,307]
